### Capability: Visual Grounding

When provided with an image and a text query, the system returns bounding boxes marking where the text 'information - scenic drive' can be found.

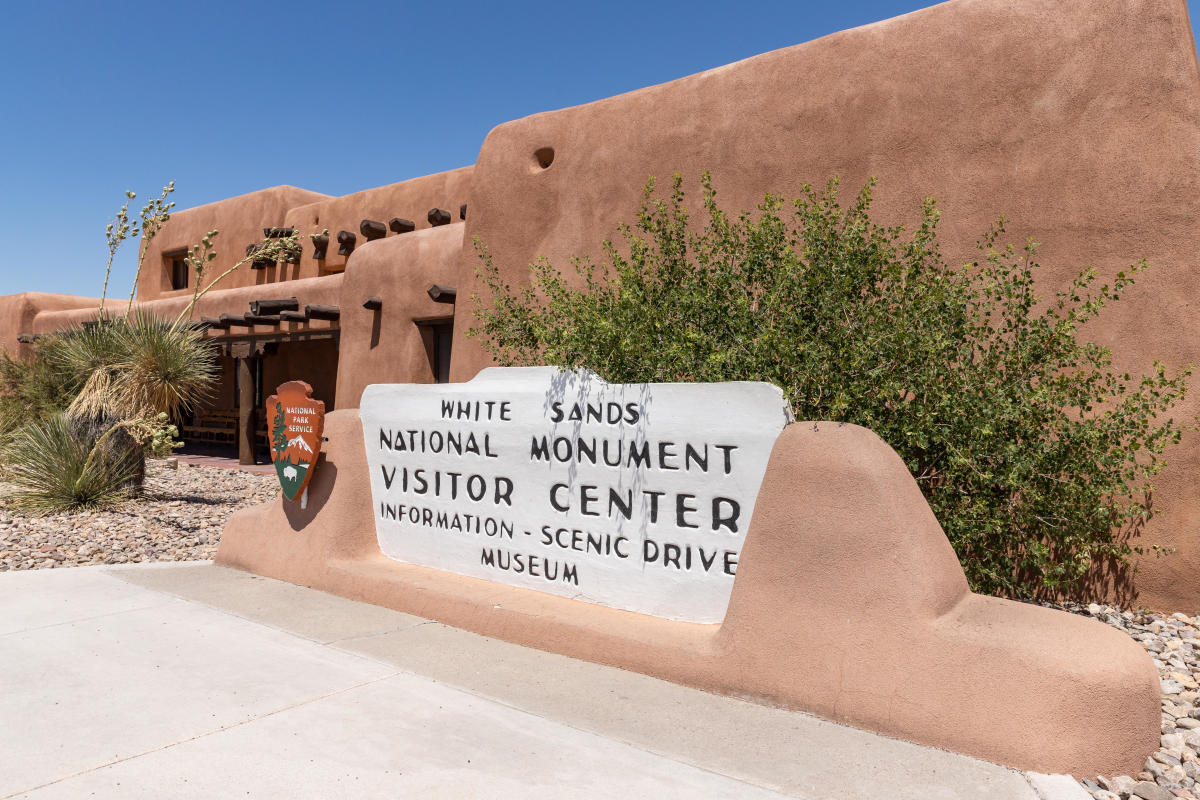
[360,367,790,622]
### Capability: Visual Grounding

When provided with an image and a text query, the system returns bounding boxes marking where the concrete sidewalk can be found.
[0,563,1086,799]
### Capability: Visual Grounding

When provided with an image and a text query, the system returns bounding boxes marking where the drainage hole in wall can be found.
[533,147,555,170]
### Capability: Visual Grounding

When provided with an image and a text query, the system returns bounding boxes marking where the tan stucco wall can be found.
[282,166,472,279]
[334,224,463,408]
[0,292,102,360]
[450,0,1200,610]
[137,185,331,301]
[217,411,1160,778]
[32,274,344,335]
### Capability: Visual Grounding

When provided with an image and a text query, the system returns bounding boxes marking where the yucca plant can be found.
[67,313,217,422]
[1,412,144,514]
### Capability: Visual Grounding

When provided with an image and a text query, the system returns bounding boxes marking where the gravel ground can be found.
[1058,602,1200,800]
[1,461,1198,798]
[0,459,278,571]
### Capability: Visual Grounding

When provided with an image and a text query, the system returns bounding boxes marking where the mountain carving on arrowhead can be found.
[287,435,313,453]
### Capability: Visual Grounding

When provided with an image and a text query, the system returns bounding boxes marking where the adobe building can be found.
[2,0,1199,618]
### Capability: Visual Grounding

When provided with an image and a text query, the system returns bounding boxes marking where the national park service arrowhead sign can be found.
[268,381,325,502]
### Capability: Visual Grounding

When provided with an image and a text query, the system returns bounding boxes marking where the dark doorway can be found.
[418,319,454,384]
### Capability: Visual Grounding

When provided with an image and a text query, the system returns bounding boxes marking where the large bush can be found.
[470,174,1190,599]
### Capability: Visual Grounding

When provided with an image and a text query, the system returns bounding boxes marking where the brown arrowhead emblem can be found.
[267,381,325,502]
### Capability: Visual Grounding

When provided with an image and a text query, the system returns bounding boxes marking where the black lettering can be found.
[628,441,651,469]
[724,550,738,576]
[550,483,570,512]
[494,477,514,506]
[607,487,633,520]
[379,429,392,450]
[467,475,486,501]
[659,441,679,470]
[614,537,629,558]
[716,444,737,474]
[580,485,599,516]
[712,497,740,533]
[684,443,708,472]
[676,493,699,528]
[643,538,660,563]
[531,436,550,461]
[643,490,664,522]
[381,465,396,489]
[550,402,564,423]
[602,439,623,467]
[663,543,682,569]
[625,403,640,424]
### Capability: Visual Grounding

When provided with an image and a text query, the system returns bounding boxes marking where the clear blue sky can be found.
[2,0,1197,297]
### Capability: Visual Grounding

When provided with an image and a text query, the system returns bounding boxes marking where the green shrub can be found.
[470,173,1190,599]
[1,412,143,514]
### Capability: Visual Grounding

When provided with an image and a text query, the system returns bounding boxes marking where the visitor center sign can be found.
[360,367,791,622]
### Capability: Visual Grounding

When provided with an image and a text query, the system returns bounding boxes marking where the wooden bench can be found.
[182,409,267,447]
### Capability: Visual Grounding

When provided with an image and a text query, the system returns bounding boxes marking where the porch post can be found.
[237,356,258,465]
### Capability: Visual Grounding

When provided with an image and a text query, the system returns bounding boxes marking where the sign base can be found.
[216,406,1159,780]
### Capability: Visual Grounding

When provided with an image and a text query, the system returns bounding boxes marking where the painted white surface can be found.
[360,367,790,622]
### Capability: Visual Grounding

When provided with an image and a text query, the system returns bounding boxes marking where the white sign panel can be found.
[360,367,790,623]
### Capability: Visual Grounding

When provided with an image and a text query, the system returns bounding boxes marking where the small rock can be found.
[1132,781,1177,800]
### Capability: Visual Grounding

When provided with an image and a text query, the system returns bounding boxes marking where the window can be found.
[166,251,188,291]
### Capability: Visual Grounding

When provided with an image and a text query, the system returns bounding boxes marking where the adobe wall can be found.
[0,292,102,360]
[130,167,469,314]
[451,0,1200,610]
[216,409,1160,778]
[137,186,331,300]
[32,274,344,336]
[334,224,464,409]
[282,166,472,279]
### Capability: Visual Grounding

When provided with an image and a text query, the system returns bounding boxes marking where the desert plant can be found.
[470,173,1190,599]
[0,412,144,513]
[65,312,217,422]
